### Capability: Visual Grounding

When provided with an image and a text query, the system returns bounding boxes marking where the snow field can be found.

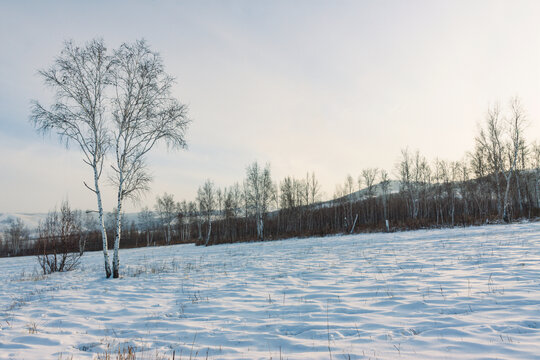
[1,223,540,359]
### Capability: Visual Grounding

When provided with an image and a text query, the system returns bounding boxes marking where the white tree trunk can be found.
[451,196,455,226]
[495,171,502,217]
[166,223,172,245]
[256,213,264,241]
[112,178,124,278]
[503,145,519,222]
[94,165,111,278]
[515,172,524,215]
[536,171,540,208]
[503,171,513,222]
[204,220,212,246]
[197,220,203,241]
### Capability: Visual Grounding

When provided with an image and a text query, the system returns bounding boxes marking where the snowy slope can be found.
[323,179,401,206]
[1,223,540,359]
[0,213,48,231]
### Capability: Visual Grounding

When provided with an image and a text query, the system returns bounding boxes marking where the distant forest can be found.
[2,97,540,257]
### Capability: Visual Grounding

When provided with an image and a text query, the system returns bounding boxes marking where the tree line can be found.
[2,37,539,278]
[137,97,540,246]
[4,96,539,258]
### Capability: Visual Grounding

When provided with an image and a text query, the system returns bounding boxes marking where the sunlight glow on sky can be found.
[2,0,540,212]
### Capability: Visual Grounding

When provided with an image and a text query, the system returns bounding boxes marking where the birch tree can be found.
[532,142,540,208]
[362,168,378,197]
[379,169,390,231]
[308,172,321,205]
[197,180,216,246]
[469,140,490,217]
[474,104,505,218]
[449,161,460,226]
[474,99,527,222]
[397,149,416,218]
[397,149,429,219]
[155,194,177,245]
[5,218,29,256]
[457,160,470,217]
[502,97,527,222]
[109,40,189,277]
[186,201,198,242]
[31,39,114,277]
[33,39,190,278]
[138,206,155,246]
[245,162,274,241]
[280,177,296,210]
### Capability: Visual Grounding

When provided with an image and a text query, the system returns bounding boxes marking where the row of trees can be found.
[0,218,31,256]
[6,100,539,259]
[138,162,277,247]
[15,36,540,273]
[140,98,540,245]
[0,203,99,258]
[7,95,540,257]
[0,199,189,258]
[4,96,540,256]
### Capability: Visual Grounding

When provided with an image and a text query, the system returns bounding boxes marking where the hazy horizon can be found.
[2,0,540,213]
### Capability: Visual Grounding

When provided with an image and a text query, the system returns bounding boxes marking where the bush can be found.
[36,201,83,274]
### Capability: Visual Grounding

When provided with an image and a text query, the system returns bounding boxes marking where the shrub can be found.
[36,201,83,274]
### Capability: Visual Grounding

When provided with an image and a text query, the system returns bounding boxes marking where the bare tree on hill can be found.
[197,180,216,246]
[155,193,178,246]
[380,169,390,230]
[474,99,527,222]
[138,207,156,247]
[474,104,505,218]
[502,98,527,221]
[362,168,378,198]
[245,162,275,241]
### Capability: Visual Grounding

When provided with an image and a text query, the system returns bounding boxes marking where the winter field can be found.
[1,224,540,359]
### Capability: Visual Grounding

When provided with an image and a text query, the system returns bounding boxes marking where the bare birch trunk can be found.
[536,171,540,208]
[166,223,172,245]
[256,214,264,241]
[204,220,212,246]
[112,177,124,278]
[94,164,112,278]
[502,171,512,223]
[197,220,203,242]
[495,172,502,217]
[515,172,524,215]
[451,196,455,226]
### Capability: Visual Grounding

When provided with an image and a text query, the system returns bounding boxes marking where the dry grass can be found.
[26,321,38,334]
[94,344,172,360]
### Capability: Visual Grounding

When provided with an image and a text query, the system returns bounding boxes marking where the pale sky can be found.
[2,0,540,213]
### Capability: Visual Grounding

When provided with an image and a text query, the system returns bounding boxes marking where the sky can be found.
[1,0,540,213]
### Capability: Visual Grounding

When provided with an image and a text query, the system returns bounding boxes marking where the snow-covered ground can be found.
[1,223,540,359]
